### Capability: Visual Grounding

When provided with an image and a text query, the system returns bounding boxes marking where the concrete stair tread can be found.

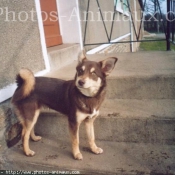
[42,99,175,119]
[3,138,175,174]
[37,99,175,144]
[102,99,175,119]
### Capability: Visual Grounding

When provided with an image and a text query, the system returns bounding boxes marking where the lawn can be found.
[139,40,175,51]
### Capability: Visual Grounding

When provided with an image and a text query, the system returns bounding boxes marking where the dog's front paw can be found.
[25,149,35,157]
[74,152,83,160]
[91,147,103,154]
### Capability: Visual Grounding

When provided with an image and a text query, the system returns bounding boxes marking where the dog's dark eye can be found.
[78,69,83,75]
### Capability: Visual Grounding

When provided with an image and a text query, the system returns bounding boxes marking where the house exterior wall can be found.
[0,0,45,89]
[0,0,45,151]
[79,0,130,51]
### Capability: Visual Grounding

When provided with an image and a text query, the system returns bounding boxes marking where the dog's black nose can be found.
[78,80,85,86]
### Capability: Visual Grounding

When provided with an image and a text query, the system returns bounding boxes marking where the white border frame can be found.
[35,0,50,72]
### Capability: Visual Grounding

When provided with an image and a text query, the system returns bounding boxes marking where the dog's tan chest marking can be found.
[76,109,99,123]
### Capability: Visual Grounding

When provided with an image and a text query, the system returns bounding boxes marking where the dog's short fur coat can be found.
[11,52,117,160]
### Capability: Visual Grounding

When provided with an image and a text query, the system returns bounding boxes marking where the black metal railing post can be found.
[167,0,171,50]
[172,0,175,43]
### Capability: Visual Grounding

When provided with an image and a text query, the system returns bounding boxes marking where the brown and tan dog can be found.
[11,52,117,160]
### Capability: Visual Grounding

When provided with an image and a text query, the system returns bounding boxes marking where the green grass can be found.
[139,40,175,51]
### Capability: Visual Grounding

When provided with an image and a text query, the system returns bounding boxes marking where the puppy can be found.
[11,52,118,160]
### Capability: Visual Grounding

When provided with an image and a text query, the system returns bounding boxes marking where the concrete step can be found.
[2,138,175,174]
[35,99,175,144]
[47,44,80,70]
[46,51,175,99]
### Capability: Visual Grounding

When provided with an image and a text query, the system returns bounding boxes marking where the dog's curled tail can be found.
[11,69,35,103]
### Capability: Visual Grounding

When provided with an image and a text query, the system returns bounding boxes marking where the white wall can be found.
[57,0,82,44]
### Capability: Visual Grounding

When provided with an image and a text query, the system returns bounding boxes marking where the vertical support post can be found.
[167,0,171,50]
[172,0,175,42]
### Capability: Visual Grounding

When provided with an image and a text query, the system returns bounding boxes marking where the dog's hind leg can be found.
[30,126,42,142]
[23,109,40,156]
[85,117,103,155]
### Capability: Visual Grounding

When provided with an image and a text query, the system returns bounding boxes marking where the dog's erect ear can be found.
[100,57,118,76]
[78,50,87,63]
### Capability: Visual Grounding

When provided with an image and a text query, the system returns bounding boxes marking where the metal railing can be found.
[83,0,175,51]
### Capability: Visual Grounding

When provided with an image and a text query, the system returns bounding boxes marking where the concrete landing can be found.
[2,138,175,175]
[46,51,175,79]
